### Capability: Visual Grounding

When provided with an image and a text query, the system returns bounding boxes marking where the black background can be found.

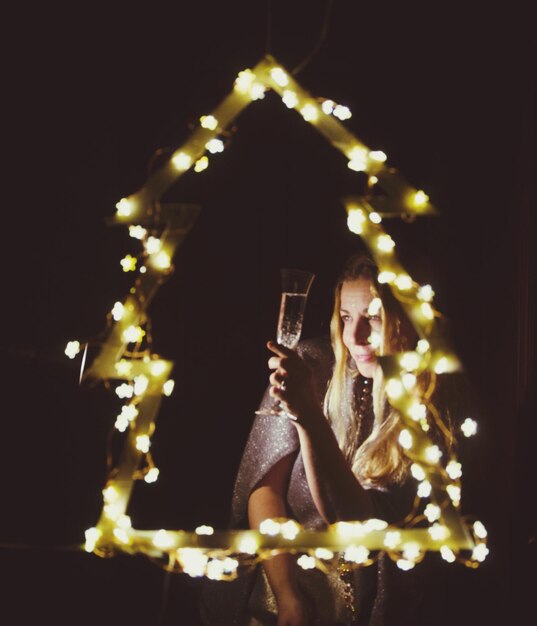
[2,2,535,625]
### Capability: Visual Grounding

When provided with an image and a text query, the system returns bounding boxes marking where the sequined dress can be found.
[200,337,420,626]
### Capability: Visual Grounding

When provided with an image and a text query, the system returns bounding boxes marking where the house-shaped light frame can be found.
[78,55,487,578]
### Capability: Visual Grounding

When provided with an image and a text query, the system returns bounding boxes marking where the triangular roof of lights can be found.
[67,55,488,579]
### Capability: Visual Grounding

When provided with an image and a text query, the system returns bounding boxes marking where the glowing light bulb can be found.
[195,525,214,536]
[445,482,462,508]
[472,543,489,562]
[420,302,435,320]
[411,464,426,481]
[120,255,137,272]
[394,274,413,290]
[434,356,453,374]
[84,527,102,552]
[234,69,255,93]
[115,383,134,399]
[347,147,368,172]
[386,378,404,400]
[270,67,289,86]
[136,434,151,453]
[344,545,370,564]
[369,175,378,185]
[408,402,427,421]
[259,519,280,536]
[222,557,239,573]
[403,543,420,561]
[238,536,258,554]
[297,555,316,570]
[112,301,125,321]
[154,251,171,270]
[282,90,298,108]
[400,352,420,371]
[447,484,461,505]
[369,211,382,224]
[115,360,132,376]
[103,485,119,503]
[417,284,434,302]
[200,115,218,130]
[115,416,129,432]
[369,150,387,162]
[429,524,449,541]
[424,504,441,522]
[154,529,175,550]
[121,404,138,422]
[397,559,415,571]
[333,104,352,120]
[384,531,401,549]
[417,481,432,498]
[347,208,366,234]
[336,522,365,538]
[129,225,147,240]
[177,548,208,577]
[300,103,318,122]
[368,330,381,348]
[172,152,192,171]
[114,528,130,545]
[461,418,478,437]
[281,520,300,540]
[398,429,413,449]
[194,156,209,172]
[144,467,159,483]
[474,521,487,539]
[425,445,442,463]
[378,271,396,284]
[65,340,81,359]
[133,374,149,396]
[163,379,175,396]
[413,190,429,207]
[116,198,133,217]
[321,99,335,114]
[365,519,388,532]
[145,237,161,254]
[150,361,167,377]
[116,515,131,534]
[402,373,417,390]
[123,325,145,344]
[205,138,224,154]
[446,461,462,480]
[367,297,382,317]
[103,502,122,521]
[249,82,266,100]
[441,546,456,562]
[315,548,334,560]
[417,339,430,354]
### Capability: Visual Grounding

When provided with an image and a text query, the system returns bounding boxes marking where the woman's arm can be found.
[267,341,374,523]
[248,454,312,625]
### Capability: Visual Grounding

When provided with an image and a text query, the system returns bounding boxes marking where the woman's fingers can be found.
[267,340,294,358]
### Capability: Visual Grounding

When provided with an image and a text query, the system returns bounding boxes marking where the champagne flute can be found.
[258,268,315,418]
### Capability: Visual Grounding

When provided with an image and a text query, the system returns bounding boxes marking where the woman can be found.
[201,254,432,625]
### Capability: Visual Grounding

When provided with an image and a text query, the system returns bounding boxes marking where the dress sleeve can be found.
[230,336,333,528]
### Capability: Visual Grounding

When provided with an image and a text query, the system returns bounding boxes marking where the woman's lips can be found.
[355,353,376,362]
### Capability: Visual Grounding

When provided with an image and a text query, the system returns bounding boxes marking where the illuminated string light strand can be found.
[68,55,485,576]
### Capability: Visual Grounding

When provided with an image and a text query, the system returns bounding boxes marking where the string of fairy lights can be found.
[66,55,488,580]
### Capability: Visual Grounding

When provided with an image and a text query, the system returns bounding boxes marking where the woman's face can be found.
[340,277,382,378]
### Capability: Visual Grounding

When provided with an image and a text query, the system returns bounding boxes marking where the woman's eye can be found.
[340,315,351,323]
[368,315,381,322]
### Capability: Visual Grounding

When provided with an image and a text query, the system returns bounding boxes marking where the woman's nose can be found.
[353,316,370,345]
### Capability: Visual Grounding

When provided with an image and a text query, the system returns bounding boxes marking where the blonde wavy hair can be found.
[324,254,418,488]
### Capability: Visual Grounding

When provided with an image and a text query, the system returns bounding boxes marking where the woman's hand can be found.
[267,341,321,424]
